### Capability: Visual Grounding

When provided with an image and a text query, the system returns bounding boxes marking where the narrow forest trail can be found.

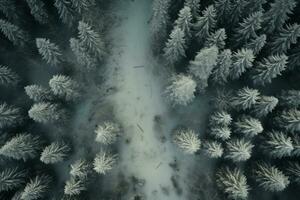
[106,0,189,199]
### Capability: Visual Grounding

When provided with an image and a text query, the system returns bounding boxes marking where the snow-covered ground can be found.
[105,0,193,199]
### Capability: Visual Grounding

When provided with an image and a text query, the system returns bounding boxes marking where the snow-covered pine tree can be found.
[252,96,278,118]
[64,178,86,196]
[228,0,248,26]
[20,174,51,200]
[189,45,218,91]
[184,0,200,18]
[216,167,249,200]
[286,162,300,184]
[36,38,63,67]
[25,85,54,102]
[28,102,67,124]
[70,159,91,179]
[0,0,18,21]
[173,129,201,154]
[70,0,95,14]
[174,6,193,39]
[202,140,223,158]
[212,89,233,111]
[0,167,27,192]
[214,0,232,27]
[231,87,260,110]
[245,34,266,55]
[40,142,70,164]
[230,48,254,80]
[49,75,81,101]
[93,150,117,175]
[246,0,267,14]
[25,0,49,24]
[277,109,300,132]
[0,19,28,47]
[288,46,300,70]
[252,54,288,86]
[254,162,290,192]
[270,24,300,54]
[163,27,186,65]
[261,131,293,159]
[0,65,19,86]
[205,28,227,50]
[0,103,22,129]
[234,11,263,44]
[95,121,120,145]
[70,38,97,71]
[78,21,105,59]
[209,111,232,126]
[291,134,300,157]
[194,5,216,41]
[54,0,75,27]
[211,49,232,85]
[150,0,171,39]
[0,133,41,161]
[165,74,196,106]
[262,0,297,34]
[210,126,231,141]
[225,138,253,162]
[279,90,300,108]
[234,116,263,138]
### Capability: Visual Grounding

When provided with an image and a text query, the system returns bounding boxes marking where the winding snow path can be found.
[106,0,188,199]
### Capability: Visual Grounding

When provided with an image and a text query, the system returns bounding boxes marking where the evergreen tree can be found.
[210,126,231,141]
[211,49,232,85]
[64,178,86,196]
[262,0,297,34]
[246,0,267,14]
[0,167,27,192]
[252,54,288,86]
[286,162,300,184]
[36,38,63,67]
[270,24,300,54]
[288,46,300,70]
[234,116,263,138]
[212,89,234,111]
[70,0,95,14]
[0,19,28,47]
[209,111,232,126]
[150,0,171,39]
[215,0,232,26]
[25,0,49,24]
[40,142,70,164]
[216,167,249,200]
[232,87,260,110]
[245,34,266,55]
[173,129,201,154]
[225,138,253,162]
[163,27,186,65]
[174,6,193,38]
[25,85,54,102]
[0,103,22,129]
[0,133,41,161]
[0,65,19,86]
[0,0,18,21]
[184,0,200,18]
[70,159,91,179]
[291,134,300,157]
[93,150,117,175]
[189,45,218,91]
[78,21,105,59]
[28,102,67,124]
[228,0,248,26]
[230,48,254,80]
[277,109,300,132]
[165,74,196,106]
[54,0,75,27]
[202,140,223,158]
[194,5,216,41]
[95,121,120,145]
[205,28,227,49]
[21,175,51,200]
[254,162,290,192]
[252,96,278,118]
[279,90,300,108]
[261,131,293,159]
[49,75,81,101]
[70,38,97,71]
[234,11,263,44]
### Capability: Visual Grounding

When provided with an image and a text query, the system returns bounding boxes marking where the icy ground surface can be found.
[105,0,192,199]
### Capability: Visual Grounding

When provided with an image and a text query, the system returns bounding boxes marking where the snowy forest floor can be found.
[102,0,218,199]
